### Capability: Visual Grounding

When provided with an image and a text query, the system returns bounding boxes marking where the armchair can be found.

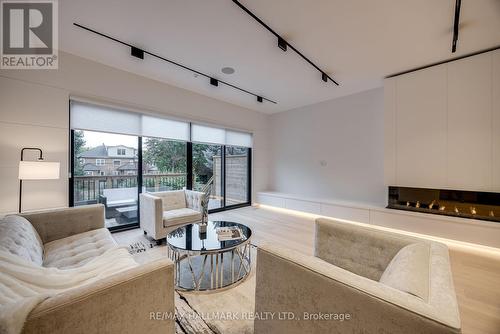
[140,189,204,242]
[254,218,461,334]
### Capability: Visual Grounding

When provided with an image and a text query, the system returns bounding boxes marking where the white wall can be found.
[0,51,270,215]
[268,88,386,206]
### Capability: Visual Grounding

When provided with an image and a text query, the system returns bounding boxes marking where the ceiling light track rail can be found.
[73,23,277,104]
[386,45,500,78]
[232,0,339,86]
[452,0,462,53]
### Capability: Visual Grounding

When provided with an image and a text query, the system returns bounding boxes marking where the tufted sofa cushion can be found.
[0,215,44,265]
[43,228,117,269]
[159,190,187,211]
[185,190,203,212]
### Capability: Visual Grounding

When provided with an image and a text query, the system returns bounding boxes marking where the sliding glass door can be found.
[70,100,253,231]
[142,137,187,192]
[225,146,250,207]
[72,130,139,229]
[192,143,223,209]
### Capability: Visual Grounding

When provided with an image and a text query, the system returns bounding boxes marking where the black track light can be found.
[257,96,263,103]
[74,23,277,104]
[232,0,339,86]
[277,37,287,52]
[131,46,144,59]
[452,0,461,53]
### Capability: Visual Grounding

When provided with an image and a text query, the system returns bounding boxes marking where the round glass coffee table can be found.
[166,221,252,291]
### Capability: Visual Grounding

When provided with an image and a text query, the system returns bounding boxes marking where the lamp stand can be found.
[19,147,43,213]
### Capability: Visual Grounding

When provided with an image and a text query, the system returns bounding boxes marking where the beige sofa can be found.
[140,190,204,241]
[254,217,461,334]
[2,205,175,334]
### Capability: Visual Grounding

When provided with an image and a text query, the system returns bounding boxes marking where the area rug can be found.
[117,232,257,334]
[127,240,155,254]
[176,246,257,334]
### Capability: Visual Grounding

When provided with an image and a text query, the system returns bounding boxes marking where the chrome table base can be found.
[167,241,252,291]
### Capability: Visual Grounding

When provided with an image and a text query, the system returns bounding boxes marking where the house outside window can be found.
[114,160,121,167]
[117,148,126,155]
[96,159,105,166]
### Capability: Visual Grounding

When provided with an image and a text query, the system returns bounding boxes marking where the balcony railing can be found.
[74,173,187,205]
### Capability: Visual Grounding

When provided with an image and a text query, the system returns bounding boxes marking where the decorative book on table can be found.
[216,227,243,241]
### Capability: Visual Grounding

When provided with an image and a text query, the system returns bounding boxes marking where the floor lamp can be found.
[18,147,60,213]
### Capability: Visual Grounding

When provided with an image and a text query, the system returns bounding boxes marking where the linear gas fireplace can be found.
[387,186,500,223]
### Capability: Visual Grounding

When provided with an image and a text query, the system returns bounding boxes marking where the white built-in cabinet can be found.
[256,191,500,248]
[447,53,492,190]
[384,49,500,192]
[397,66,448,188]
[384,77,397,185]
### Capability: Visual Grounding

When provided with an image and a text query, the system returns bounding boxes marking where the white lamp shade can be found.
[18,161,60,180]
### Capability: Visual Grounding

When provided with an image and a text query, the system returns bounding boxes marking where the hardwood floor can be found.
[115,205,500,334]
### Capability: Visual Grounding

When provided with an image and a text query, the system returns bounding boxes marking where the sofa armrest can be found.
[23,258,175,334]
[139,193,163,239]
[19,205,105,244]
[314,218,419,280]
[185,190,203,212]
[255,244,461,334]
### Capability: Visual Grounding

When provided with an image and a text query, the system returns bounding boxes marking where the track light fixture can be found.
[73,23,277,104]
[257,96,263,103]
[452,0,462,53]
[232,0,339,86]
[130,46,144,59]
[277,37,287,52]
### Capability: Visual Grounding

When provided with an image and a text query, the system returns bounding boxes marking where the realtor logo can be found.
[1,0,58,69]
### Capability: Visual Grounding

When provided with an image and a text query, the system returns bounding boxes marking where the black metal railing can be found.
[74,173,187,205]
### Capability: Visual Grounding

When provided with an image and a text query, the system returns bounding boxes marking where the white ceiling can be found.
[59,0,500,114]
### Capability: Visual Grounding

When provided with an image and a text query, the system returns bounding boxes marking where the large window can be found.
[192,143,223,209]
[70,101,252,231]
[225,146,250,206]
[143,138,187,192]
[73,130,139,230]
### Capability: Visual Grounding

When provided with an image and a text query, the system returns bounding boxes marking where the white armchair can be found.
[139,190,204,242]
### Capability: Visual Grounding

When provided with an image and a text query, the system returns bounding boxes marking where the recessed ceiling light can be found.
[221,67,235,75]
